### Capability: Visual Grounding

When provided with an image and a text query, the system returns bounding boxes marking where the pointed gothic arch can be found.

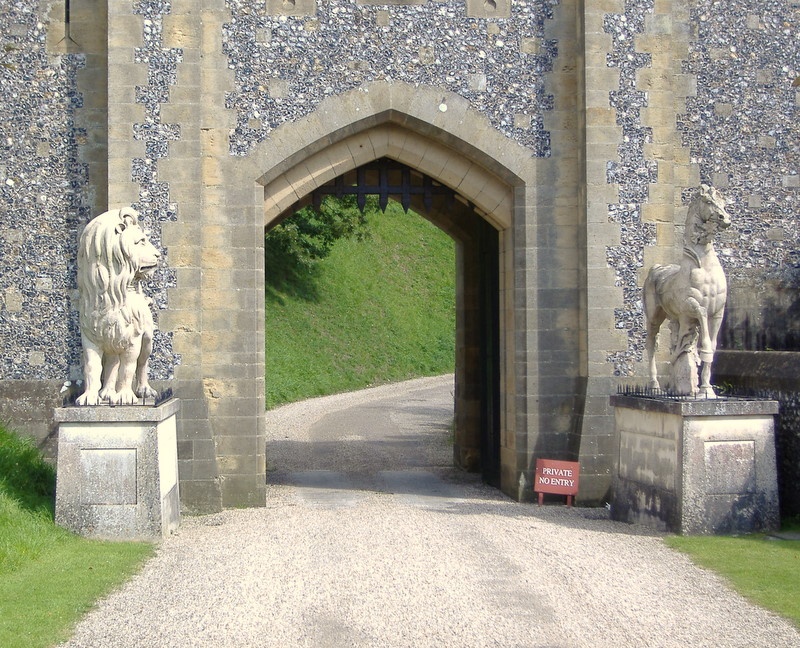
[171,82,578,510]
[259,119,517,486]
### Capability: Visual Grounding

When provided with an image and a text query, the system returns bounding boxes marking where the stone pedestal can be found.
[610,395,779,535]
[54,399,180,540]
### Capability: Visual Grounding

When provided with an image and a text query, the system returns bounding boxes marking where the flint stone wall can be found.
[0,0,796,512]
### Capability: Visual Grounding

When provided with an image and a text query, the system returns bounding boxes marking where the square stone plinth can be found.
[54,399,181,540]
[610,396,779,535]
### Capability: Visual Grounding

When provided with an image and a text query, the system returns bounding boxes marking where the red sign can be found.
[534,459,580,506]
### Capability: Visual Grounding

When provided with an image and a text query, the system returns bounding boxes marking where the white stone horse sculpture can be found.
[643,184,731,397]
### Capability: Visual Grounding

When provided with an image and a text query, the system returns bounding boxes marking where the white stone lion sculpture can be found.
[76,207,161,406]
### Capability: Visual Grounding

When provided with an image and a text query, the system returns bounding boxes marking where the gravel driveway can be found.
[61,375,800,647]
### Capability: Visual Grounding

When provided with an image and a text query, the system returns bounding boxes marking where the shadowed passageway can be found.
[267,375,478,506]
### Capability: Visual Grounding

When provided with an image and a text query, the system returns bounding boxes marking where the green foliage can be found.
[0,424,55,516]
[0,493,62,576]
[665,531,800,627]
[0,424,60,577]
[266,199,455,408]
[782,515,800,532]
[266,195,371,299]
[0,422,153,647]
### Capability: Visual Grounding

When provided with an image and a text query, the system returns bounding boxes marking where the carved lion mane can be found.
[76,207,161,406]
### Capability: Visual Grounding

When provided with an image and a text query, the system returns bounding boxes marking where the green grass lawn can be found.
[665,526,800,627]
[0,424,154,648]
[265,200,456,408]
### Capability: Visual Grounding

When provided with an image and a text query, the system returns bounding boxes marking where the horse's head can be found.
[689,184,732,244]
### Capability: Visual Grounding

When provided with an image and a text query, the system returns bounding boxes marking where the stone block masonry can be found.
[0,0,797,513]
[611,395,780,535]
[54,399,181,539]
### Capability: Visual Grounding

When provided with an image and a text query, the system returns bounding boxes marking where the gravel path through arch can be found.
[60,375,800,647]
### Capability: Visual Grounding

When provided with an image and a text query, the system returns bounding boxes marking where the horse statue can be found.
[643,184,732,397]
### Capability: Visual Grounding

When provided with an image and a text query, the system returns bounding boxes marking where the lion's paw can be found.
[136,383,158,400]
[76,391,101,406]
[114,389,139,406]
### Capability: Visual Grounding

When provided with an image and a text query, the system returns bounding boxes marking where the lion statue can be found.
[76,207,161,406]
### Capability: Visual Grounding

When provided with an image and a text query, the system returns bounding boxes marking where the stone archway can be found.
[261,119,513,486]
[168,82,558,512]
[259,119,514,232]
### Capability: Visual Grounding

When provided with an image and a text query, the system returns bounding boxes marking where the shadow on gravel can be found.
[267,432,454,474]
[435,503,668,537]
[266,440,664,538]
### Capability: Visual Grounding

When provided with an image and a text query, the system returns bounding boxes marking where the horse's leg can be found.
[698,363,715,398]
[698,312,724,398]
[643,272,664,389]
[685,297,713,362]
[645,309,666,389]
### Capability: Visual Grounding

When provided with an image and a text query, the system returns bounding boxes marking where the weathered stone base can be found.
[610,395,779,535]
[54,399,181,540]
[713,351,800,518]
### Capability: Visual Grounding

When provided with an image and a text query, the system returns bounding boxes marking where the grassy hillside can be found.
[265,201,456,408]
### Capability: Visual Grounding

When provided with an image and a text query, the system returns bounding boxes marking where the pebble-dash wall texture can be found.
[681,0,799,352]
[602,0,798,375]
[129,0,180,379]
[603,0,659,377]
[222,0,559,158]
[0,0,179,384]
[0,3,87,381]
[0,0,796,510]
